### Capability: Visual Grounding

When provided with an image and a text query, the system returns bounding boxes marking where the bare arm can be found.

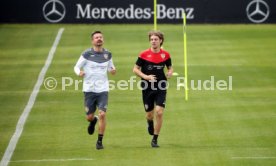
[133,65,156,81]
[166,66,173,78]
[108,58,116,75]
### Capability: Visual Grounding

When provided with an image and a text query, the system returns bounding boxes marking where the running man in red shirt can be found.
[133,31,173,147]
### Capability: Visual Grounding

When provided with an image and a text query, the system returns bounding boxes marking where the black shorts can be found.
[84,91,108,115]
[142,89,166,112]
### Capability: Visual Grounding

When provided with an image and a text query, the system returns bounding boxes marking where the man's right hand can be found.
[145,75,156,81]
[79,71,85,77]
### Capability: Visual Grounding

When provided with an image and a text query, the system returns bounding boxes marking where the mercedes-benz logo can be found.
[43,0,66,23]
[147,65,153,70]
[246,0,270,23]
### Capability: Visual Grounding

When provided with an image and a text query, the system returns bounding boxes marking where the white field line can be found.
[188,64,243,66]
[9,158,94,163]
[0,28,65,166]
[231,157,276,160]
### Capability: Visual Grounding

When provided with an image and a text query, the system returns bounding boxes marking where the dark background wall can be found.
[0,0,275,23]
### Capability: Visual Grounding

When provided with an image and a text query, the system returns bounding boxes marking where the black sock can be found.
[153,134,158,141]
[98,134,103,142]
[147,119,153,126]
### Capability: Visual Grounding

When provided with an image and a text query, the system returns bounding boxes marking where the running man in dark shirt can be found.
[133,30,173,147]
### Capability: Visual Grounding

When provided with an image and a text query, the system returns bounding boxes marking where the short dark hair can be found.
[91,31,102,39]
[148,30,164,46]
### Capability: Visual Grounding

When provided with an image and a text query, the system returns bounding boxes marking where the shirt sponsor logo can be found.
[153,65,164,70]
[147,65,153,70]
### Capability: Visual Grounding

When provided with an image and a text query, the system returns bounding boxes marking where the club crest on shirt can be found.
[161,53,166,59]
[104,54,109,59]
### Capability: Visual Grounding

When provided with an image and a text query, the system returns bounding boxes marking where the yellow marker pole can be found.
[183,12,188,101]
[154,0,157,30]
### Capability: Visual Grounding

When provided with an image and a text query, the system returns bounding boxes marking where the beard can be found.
[96,40,103,46]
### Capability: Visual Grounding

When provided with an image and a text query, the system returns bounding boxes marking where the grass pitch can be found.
[0,24,276,166]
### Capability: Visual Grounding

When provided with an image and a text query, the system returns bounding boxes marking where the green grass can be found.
[0,24,276,166]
